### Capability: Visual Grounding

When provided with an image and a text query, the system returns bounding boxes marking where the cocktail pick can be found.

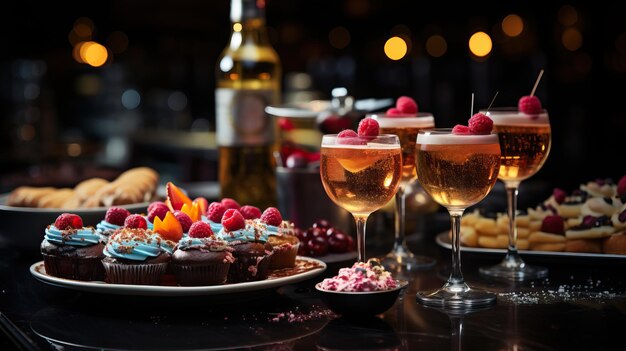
[530,69,544,97]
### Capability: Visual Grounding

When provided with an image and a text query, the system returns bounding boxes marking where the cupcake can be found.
[102,227,174,285]
[170,222,234,286]
[258,207,300,269]
[40,213,105,281]
[95,206,131,241]
[203,201,227,233]
[215,209,273,283]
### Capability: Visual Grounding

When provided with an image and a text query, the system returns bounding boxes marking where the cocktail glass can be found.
[415,128,501,307]
[320,134,402,262]
[478,107,551,281]
[368,112,438,271]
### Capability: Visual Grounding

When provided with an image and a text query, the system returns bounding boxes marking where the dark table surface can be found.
[1,212,625,351]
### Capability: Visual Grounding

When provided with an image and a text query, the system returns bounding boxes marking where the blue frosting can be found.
[45,226,103,247]
[96,220,121,236]
[103,231,166,261]
[144,216,154,230]
[176,237,230,251]
[215,220,269,243]
[201,215,223,233]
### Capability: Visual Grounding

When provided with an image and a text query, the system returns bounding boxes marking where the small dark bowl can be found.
[315,280,408,316]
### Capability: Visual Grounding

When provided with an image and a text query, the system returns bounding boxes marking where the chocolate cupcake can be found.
[216,209,273,283]
[40,213,105,281]
[170,222,234,286]
[258,208,299,269]
[102,227,173,285]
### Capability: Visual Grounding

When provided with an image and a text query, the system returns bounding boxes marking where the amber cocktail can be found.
[415,129,501,308]
[369,113,438,271]
[479,108,551,281]
[320,134,402,262]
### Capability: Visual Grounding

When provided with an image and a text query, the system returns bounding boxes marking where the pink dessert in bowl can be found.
[315,259,408,316]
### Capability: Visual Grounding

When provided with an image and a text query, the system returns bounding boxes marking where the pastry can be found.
[36,188,74,208]
[580,179,616,198]
[102,227,173,285]
[529,215,566,251]
[565,215,614,240]
[611,209,626,231]
[580,197,621,217]
[565,239,602,253]
[477,235,508,249]
[40,213,106,281]
[62,178,109,208]
[7,186,55,207]
[170,222,234,286]
[602,231,626,254]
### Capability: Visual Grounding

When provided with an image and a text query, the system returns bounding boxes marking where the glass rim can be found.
[479,107,548,114]
[321,133,400,139]
[321,133,400,145]
[365,112,435,119]
[416,128,497,135]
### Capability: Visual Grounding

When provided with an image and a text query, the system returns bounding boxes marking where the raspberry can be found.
[207,202,227,222]
[337,129,358,138]
[148,204,170,223]
[174,210,193,232]
[278,117,295,131]
[541,215,564,234]
[617,175,626,197]
[396,96,418,114]
[221,198,241,210]
[240,205,262,219]
[54,213,83,229]
[319,114,352,134]
[386,108,404,116]
[337,129,366,145]
[105,207,131,226]
[148,201,168,214]
[468,113,493,134]
[124,214,147,229]
[306,151,320,163]
[581,215,597,228]
[518,96,542,115]
[222,209,246,231]
[188,221,214,238]
[452,124,471,135]
[261,207,283,226]
[357,117,379,137]
[553,188,567,204]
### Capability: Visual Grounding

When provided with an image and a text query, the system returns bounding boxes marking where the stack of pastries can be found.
[6,167,159,209]
[458,176,626,254]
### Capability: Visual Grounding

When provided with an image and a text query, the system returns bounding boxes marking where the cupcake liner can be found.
[170,263,230,286]
[42,254,105,281]
[227,254,271,283]
[269,243,299,269]
[102,261,168,285]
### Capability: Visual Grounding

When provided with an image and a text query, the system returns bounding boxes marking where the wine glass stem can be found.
[393,187,406,250]
[354,214,369,262]
[505,185,523,265]
[449,210,465,286]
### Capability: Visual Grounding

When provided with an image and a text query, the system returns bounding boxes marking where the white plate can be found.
[30,256,326,296]
[435,232,626,259]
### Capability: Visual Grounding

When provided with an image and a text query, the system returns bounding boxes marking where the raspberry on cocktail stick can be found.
[519,69,544,114]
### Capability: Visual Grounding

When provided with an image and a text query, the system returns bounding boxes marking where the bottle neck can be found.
[229,0,271,48]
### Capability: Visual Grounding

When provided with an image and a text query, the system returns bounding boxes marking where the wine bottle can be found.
[215,0,281,209]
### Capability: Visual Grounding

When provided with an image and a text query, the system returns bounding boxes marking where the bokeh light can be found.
[107,31,129,54]
[121,89,141,109]
[329,26,350,49]
[81,42,108,67]
[469,31,492,57]
[558,5,578,26]
[426,35,447,58]
[67,143,82,157]
[384,36,408,61]
[562,28,583,51]
[502,14,524,37]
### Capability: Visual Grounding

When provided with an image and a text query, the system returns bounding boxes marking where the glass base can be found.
[380,245,436,272]
[479,253,548,281]
[479,261,548,281]
[416,283,497,308]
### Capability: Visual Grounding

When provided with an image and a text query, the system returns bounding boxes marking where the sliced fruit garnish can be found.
[166,182,192,211]
[192,197,208,215]
[181,202,202,222]
[337,157,382,173]
[153,211,183,241]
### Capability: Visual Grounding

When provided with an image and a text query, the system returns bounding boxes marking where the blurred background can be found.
[1,0,624,201]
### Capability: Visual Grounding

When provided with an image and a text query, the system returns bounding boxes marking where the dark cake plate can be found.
[30,256,326,296]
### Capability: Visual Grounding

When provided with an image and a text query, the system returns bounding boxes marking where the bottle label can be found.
[215,88,275,146]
